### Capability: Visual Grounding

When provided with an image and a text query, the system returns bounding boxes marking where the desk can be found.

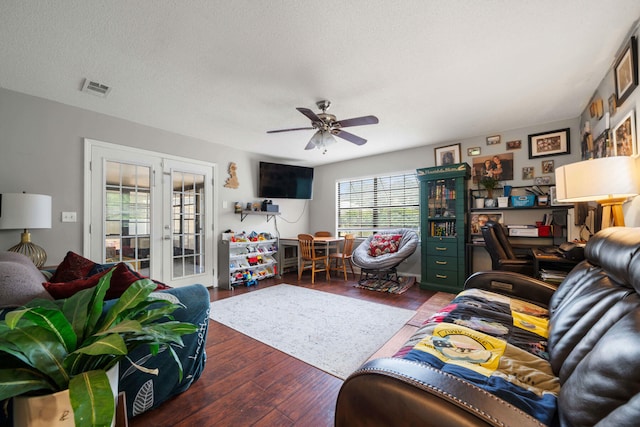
[531,248,579,283]
[279,236,344,274]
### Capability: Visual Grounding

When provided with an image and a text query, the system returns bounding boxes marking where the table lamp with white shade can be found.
[0,193,52,267]
[555,157,640,229]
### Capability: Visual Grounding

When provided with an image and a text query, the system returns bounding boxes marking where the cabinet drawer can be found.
[426,256,457,271]
[426,270,458,287]
[426,240,457,256]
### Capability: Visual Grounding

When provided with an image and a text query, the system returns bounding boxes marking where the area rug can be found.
[209,284,415,379]
[355,275,416,294]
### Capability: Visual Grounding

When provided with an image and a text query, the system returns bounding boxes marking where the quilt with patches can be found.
[394,288,559,425]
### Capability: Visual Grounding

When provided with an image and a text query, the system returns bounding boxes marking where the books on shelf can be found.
[430,220,457,237]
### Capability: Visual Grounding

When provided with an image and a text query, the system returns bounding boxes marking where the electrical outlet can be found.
[61,211,77,222]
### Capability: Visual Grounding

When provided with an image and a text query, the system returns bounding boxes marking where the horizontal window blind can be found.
[337,172,419,238]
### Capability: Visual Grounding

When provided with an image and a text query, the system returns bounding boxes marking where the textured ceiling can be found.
[1,1,639,166]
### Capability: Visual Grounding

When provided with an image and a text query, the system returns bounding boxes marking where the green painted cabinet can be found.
[416,163,470,292]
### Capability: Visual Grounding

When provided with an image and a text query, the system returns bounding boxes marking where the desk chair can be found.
[298,233,330,283]
[329,234,356,280]
[481,221,534,276]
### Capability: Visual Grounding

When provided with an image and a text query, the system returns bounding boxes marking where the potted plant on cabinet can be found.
[0,269,197,427]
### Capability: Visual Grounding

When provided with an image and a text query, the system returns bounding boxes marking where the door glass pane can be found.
[104,161,151,276]
[172,171,205,279]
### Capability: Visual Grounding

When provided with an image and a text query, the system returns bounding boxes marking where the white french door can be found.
[85,139,216,287]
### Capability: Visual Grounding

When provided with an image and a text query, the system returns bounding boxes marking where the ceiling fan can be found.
[267,100,379,153]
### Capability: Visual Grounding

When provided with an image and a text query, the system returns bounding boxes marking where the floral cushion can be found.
[367,234,402,257]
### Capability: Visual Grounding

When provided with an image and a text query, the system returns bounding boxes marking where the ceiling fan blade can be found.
[333,129,367,145]
[336,115,379,128]
[267,127,314,134]
[296,107,322,123]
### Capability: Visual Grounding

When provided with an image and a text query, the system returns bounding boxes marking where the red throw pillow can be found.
[367,234,402,257]
[43,269,108,299]
[50,251,96,283]
[44,262,171,300]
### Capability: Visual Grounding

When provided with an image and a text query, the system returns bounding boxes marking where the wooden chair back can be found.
[314,231,332,237]
[298,233,316,259]
[341,234,355,256]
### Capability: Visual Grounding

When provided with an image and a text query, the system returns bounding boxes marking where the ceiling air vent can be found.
[81,79,111,97]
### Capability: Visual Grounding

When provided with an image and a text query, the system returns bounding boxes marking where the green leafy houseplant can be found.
[0,269,197,427]
[479,175,500,199]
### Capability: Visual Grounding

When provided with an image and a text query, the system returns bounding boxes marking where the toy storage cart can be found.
[218,233,279,289]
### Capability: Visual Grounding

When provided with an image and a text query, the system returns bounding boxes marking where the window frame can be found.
[336,171,420,238]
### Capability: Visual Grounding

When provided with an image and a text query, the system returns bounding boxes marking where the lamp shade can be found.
[0,193,52,230]
[555,157,640,202]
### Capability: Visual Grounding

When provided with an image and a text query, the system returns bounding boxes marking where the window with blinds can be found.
[337,172,420,238]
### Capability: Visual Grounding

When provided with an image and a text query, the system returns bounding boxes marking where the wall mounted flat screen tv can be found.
[258,161,314,199]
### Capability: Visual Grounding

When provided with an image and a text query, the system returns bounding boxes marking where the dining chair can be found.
[329,233,356,280]
[298,233,330,283]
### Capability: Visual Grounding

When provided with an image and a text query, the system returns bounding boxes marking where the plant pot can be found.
[484,198,497,208]
[474,198,485,209]
[13,364,119,427]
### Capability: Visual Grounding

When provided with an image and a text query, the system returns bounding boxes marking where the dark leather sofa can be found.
[336,227,640,426]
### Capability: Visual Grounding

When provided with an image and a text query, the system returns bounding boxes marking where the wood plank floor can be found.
[129,272,454,427]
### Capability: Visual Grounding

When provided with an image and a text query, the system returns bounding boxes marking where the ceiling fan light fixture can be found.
[309,130,336,154]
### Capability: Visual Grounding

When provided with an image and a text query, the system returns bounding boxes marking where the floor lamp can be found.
[0,193,52,267]
[555,157,640,229]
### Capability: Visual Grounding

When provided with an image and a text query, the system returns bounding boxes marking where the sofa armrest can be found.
[464,271,556,307]
[336,358,545,427]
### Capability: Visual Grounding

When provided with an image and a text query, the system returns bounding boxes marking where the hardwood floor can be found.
[129,272,453,427]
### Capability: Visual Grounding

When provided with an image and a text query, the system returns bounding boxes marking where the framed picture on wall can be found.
[470,212,503,235]
[614,36,638,106]
[613,109,637,156]
[471,152,514,183]
[506,140,522,150]
[528,128,571,159]
[434,143,461,166]
[467,147,481,156]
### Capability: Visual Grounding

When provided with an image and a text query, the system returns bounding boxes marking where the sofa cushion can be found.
[0,251,54,308]
[49,251,96,282]
[44,262,170,299]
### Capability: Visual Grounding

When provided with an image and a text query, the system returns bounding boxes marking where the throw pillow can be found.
[0,253,54,308]
[49,251,96,283]
[367,234,402,257]
[44,262,170,300]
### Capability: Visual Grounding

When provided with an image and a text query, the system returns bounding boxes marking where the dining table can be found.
[279,235,344,274]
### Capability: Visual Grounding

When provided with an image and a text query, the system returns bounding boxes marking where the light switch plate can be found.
[62,211,77,222]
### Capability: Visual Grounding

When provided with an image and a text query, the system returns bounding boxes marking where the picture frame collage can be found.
[581,36,638,160]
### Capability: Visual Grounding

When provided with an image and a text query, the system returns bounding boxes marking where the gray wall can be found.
[577,24,640,226]
[0,88,310,267]
[310,118,582,276]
